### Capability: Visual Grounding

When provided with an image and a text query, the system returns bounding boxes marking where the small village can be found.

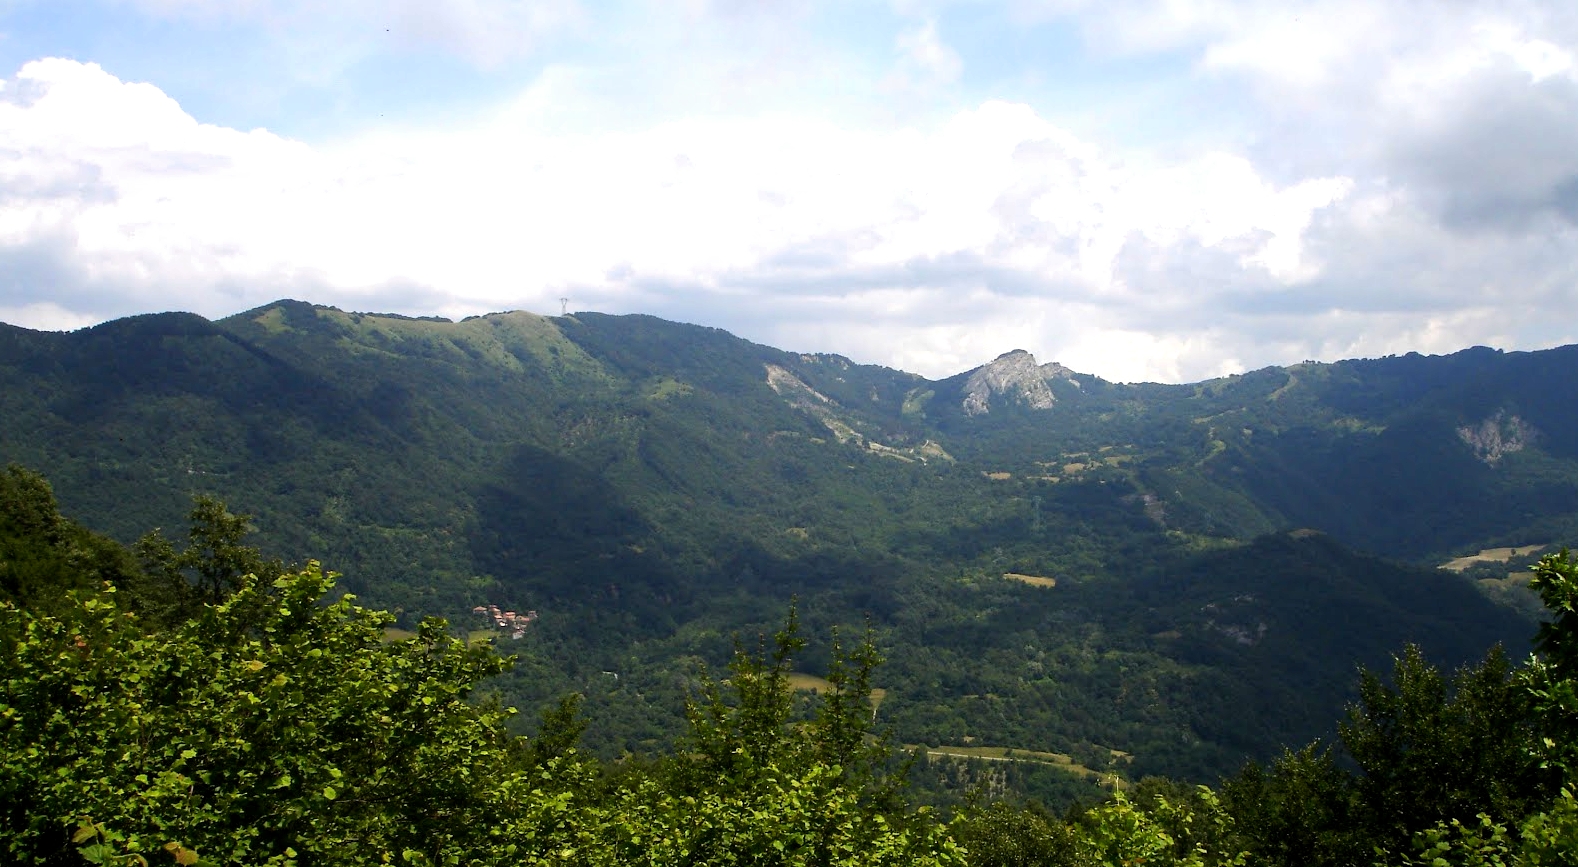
[472,603,538,639]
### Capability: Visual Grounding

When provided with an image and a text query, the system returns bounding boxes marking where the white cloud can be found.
[2,44,1576,384]
[0,58,1352,379]
[0,301,99,331]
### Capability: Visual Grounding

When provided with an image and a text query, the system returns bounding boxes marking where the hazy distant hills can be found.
[1,299,1569,786]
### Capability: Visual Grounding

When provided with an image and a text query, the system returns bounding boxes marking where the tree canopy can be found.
[5,475,1578,865]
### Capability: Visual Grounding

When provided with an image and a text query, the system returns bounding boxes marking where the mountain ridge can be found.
[9,297,1544,392]
[10,297,1576,567]
[2,297,1572,785]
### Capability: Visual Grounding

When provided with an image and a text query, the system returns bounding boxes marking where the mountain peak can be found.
[962,349,1077,416]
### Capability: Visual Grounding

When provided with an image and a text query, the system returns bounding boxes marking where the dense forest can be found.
[3,465,1577,865]
[5,302,1578,860]
[2,303,1571,793]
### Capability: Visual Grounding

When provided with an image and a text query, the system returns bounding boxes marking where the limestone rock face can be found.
[961,350,1074,416]
[1458,410,1538,465]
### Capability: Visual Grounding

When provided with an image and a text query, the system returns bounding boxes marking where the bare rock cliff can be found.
[1457,410,1538,465]
[961,350,1076,416]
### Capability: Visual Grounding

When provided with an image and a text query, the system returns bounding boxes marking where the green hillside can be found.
[2,300,1571,789]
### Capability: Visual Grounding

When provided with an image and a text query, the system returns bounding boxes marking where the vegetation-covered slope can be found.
[5,472,1578,866]
[1,300,1571,785]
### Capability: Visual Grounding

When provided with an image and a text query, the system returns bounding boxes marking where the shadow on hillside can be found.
[471,444,692,631]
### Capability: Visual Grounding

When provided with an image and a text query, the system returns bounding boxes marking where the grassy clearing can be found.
[912,744,1128,789]
[646,377,693,400]
[1268,372,1300,401]
[383,626,418,642]
[1441,544,1548,573]
[919,745,1071,763]
[298,305,612,382]
[787,672,834,692]
[787,673,887,712]
[1040,449,1136,479]
[1003,573,1057,588]
[916,440,954,462]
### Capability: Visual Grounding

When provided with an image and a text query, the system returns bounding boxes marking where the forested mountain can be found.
[7,464,1577,866]
[2,299,1573,789]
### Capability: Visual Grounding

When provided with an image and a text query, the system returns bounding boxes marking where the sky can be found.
[0,1,1575,383]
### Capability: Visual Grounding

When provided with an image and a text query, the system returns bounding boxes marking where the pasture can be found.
[788,672,888,712]
[1441,544,1548,572]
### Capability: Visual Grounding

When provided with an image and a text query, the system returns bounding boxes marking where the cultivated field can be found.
[1441,544,1548,573]
[788,672,888,712]
[911,744,1128,789]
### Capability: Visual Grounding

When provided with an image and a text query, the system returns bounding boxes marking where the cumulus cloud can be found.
[1028,0,1578,226]
[2,11,1577,384]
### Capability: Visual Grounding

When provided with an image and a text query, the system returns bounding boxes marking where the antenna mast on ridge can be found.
[559,297,569,316]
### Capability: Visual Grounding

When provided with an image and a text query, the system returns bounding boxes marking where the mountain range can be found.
[3,299,1571,795]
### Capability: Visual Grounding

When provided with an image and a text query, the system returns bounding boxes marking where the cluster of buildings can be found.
[472,604,538,639]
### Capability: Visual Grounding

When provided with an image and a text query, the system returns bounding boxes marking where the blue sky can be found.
[0,0,1575,382]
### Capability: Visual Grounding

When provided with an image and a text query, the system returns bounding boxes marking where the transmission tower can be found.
[559,297,569,316]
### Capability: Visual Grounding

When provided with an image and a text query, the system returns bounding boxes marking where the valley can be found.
[3,300,1575,800]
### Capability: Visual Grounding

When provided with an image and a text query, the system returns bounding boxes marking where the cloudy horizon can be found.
[1,1,1575,383]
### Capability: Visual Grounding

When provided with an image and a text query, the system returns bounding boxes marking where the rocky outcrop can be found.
[765,364,954,462]
[1457,410,1538,465]
[765,363,833,408]
[765,363,856,443]
[961,350,1076,416]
